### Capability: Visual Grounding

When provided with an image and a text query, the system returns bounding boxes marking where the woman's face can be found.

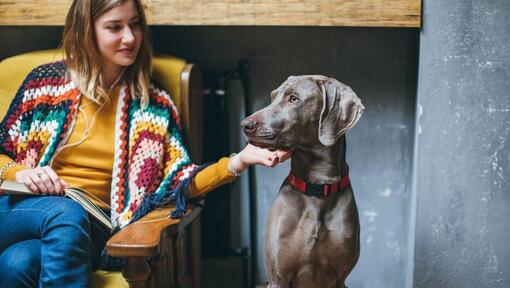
[94,0,143,73]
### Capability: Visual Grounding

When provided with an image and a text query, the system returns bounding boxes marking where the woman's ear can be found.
[318,79,364,146]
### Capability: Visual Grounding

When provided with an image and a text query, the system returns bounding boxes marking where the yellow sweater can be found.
[0,86,235,209]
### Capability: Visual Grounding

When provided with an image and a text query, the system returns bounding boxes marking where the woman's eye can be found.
[289,95,299,103]
[107,25,121,31]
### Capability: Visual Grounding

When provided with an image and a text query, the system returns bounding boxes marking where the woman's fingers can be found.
[29,171,49,194]
[275,150,293,163]
[60,178,70,188]
[267,149,292,166]
[42,166,63,195]
[14,166,65,195]
[270,156,279,167]
[262,151,283,167]
[37,168,57,194]
[21,175,40,194]
[238,144,293,169]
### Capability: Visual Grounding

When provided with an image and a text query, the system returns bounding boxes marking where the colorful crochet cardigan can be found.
[0,61,201,230]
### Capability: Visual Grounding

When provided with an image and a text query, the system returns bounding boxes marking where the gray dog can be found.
[241,75,364,288]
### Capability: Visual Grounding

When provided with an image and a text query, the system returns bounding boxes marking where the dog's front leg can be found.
[267,282,289,288]
[266,273,291,288]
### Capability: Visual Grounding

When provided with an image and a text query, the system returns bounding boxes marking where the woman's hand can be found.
[229,144,293,175]
[15,166,69,195]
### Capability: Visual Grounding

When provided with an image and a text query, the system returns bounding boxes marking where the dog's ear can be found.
[318,79,364,146]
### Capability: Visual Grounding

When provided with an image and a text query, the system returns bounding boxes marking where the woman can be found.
[0,0,291,286]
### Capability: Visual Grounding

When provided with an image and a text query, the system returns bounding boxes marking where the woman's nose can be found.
[122,27,135,44]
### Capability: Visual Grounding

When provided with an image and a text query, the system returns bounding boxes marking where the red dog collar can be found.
[287,167,350,197]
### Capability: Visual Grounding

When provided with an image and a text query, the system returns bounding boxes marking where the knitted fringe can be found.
[99,249,125,271]
[131,163,209,222]
[99,163,211,270]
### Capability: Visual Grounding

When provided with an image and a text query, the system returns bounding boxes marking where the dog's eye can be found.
[288,95,299,104]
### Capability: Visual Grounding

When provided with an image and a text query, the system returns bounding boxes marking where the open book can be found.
[0,181,111,230]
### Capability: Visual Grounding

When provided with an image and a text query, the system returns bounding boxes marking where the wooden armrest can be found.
[106,205,202,257]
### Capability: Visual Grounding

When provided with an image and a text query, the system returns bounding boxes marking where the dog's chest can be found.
[269,188,358,270]
[271,213,355,283]
[293,209,352,259]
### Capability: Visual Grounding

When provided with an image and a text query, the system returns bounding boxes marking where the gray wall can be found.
[413,0,510,287]
[1,26,419,287]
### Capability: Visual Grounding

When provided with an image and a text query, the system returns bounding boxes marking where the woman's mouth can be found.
[118,48,135,56]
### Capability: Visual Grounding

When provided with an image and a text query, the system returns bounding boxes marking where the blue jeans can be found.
[0,195,100,287]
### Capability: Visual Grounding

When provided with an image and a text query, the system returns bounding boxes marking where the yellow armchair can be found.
[0,50,204,288]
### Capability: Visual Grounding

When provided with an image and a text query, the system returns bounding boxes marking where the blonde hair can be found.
[62,0,152,107]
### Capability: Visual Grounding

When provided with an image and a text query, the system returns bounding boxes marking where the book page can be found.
[0,181,112,230]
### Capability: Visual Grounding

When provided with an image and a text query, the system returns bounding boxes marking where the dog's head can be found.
[242,75,364,150]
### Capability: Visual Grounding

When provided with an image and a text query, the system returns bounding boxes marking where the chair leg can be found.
[122,257,152,288]
[191,214,202,288]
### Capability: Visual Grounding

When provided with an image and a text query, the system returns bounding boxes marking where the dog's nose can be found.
[241,118,259,134]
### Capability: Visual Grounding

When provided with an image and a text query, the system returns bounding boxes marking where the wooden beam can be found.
[0,0,421,27]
